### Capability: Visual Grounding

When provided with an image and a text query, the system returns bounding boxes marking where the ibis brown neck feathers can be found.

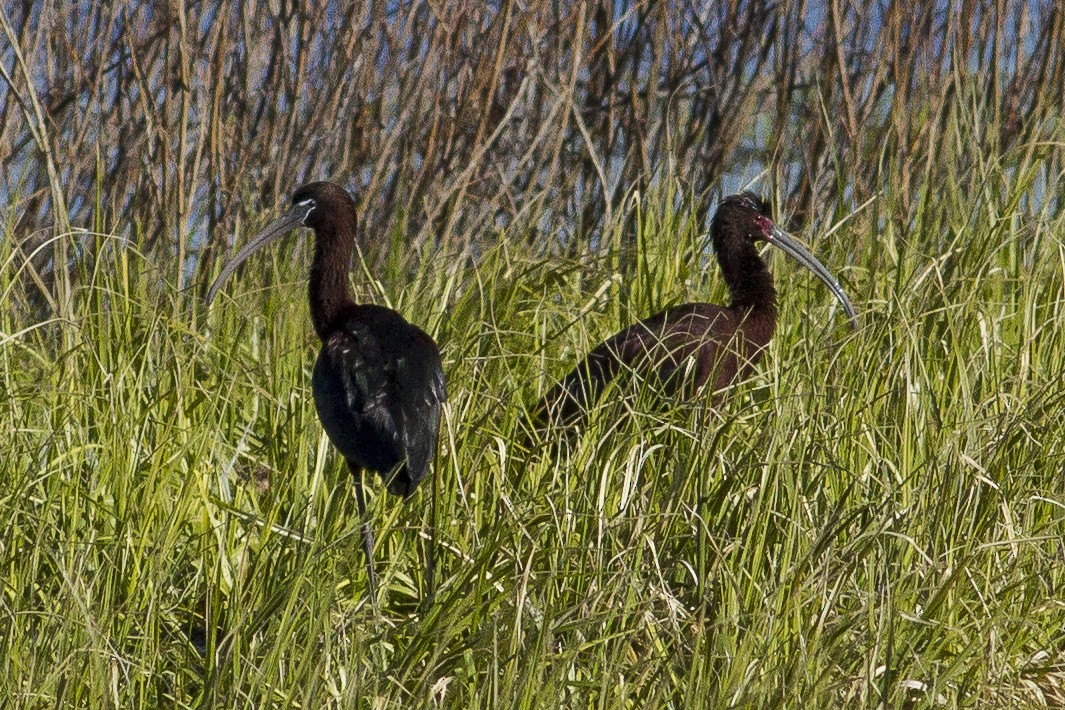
[718,239,777,316]
[309,212,357,340]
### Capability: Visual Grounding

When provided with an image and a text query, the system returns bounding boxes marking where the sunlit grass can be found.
[2,129,1065,706]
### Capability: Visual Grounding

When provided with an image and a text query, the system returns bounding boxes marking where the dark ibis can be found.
[530,192,856,429]
[206,182,447,601]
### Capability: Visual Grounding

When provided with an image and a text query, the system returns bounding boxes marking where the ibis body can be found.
[532,193,856,427]
[207,182,446,600]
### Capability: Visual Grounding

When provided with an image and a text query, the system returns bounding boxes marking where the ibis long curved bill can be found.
[205,204,313,305]
[766,226,857,328]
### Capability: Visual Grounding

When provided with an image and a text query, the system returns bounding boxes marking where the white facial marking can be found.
[296,198,316,223]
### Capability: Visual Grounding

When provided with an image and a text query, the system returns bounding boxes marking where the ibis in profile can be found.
[206,181,446,602]
[530,192,856,428]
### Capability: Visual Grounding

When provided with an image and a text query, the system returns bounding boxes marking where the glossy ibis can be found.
[206,182,447,601]
[530,192,856,429]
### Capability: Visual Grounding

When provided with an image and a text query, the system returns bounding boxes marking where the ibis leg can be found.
[352,469,378,603]
[428,449,439,601]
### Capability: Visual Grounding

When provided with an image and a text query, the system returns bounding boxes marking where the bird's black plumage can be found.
[205,181,446,602]
[313,304,446,497]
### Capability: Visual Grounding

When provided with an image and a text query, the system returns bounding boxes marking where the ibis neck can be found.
[309,223,356,340]
[719,241,777,318]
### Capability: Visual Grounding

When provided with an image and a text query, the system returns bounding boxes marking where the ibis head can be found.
[205,182,357,308]
[712,192,857,327]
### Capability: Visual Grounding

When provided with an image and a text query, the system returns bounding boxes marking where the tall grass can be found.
[3,90,1065,707]
[4,1,1063,315]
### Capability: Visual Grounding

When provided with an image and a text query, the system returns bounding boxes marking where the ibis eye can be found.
[295,198,316,222]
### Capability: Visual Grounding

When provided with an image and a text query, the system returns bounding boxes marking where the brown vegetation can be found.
[2,1,1062,315]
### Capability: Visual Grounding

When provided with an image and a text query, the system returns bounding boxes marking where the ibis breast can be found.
[312,305,447,497]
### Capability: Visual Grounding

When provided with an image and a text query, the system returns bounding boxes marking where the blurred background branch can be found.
[1,0,1061,315]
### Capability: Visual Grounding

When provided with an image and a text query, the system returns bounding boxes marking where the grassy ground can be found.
[3,144,1065,706]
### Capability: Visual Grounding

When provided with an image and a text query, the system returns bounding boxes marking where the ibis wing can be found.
[530,315,659,428]
[530,304,735,427]
[313,307,446,497]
